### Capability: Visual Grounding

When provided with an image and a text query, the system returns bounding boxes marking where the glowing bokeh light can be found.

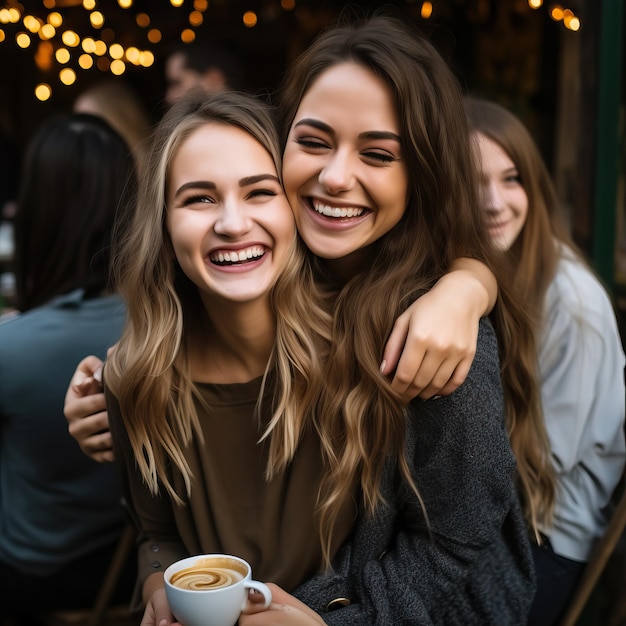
[40,24,56,39]
[125,46,140,64]
[24,15,42,33]
[551,6,564,20]
[47,12,62,27]
[243,11,257,27]
[94,39,107,55]
[566,16,581,30]
[59,67,76,85]
[189,11,203,26]
[147,28,161,43]
[62,30,80,46]
[35,83,52,101]
[181,28,195,42]
[108,42,124,59]
[90,11,104,28]
[110,59,126,75]
[82,37,96,53]
[55,47,70,63]
[16,32,31,48]
[79,53,93,68]
[139,50,154,66]
[35,41,54,70]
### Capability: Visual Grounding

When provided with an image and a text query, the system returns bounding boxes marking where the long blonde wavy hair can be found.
[106,91,331,525]
[278,15,549,540]
[465,97,582,530]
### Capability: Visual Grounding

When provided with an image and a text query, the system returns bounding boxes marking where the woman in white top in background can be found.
[465,96,626,626]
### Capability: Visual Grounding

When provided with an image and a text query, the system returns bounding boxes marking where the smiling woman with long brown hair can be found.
[465,96,625,626]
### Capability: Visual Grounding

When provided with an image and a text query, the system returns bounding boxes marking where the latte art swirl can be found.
[170,558,246,591]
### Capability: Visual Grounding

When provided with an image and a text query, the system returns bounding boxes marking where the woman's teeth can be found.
[312,200,364,218]
[210,245,265,265]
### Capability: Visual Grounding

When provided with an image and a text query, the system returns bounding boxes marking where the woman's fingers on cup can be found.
[243,594,268,614]
[246,580,272,609]
[243,582,282,614]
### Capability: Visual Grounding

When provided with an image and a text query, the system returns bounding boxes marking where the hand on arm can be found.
[64,355,113,462]
[382,257,497,401]
[241,583,327,626]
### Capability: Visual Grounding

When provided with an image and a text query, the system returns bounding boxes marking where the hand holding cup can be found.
[164,554,272,626]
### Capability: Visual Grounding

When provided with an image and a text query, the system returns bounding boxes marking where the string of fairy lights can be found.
[0,0,581,102]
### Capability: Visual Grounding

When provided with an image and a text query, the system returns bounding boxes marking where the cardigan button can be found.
[326,598,351,611]
[150,561,161,569]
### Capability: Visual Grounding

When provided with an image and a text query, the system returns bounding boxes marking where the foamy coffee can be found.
[169,556,247,591]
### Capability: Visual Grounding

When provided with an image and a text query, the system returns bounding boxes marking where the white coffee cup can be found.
[164,554,272,626]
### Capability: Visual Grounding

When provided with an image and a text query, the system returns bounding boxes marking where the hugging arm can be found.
[295,320,533,625]
[382,258,498,402]
[64,354,114,462]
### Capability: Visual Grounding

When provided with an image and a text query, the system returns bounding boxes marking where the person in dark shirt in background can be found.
[0,113,138,620]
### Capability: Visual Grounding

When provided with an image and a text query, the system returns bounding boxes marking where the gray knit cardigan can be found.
[293,318,536,625]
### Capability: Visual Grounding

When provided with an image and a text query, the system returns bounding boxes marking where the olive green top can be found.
[108,374,357,605]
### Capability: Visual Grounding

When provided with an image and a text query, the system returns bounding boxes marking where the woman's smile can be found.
[167,122,295,305]
[282,62,408,271]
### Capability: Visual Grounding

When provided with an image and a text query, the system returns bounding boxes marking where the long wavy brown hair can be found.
[106,91,330,514]
[278,14,549,543]
[465,97,581,530]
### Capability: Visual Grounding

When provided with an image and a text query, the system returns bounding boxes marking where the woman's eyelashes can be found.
[247,188,279,200]
[362,151,397,164]
[180,193,215,207]
[177,188,279,208]
[294,136,328,150]
[293,136,399,165]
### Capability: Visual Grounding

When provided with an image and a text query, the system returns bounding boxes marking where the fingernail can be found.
[379,360,386,374]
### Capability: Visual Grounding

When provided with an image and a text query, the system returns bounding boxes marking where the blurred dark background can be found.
[0,1,622,285]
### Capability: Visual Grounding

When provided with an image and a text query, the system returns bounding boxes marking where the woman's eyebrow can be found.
[293,118,333,134]
[358,130,401,142]
[294,118,400,142]
[239,174,280,187]
[174,180,215,197]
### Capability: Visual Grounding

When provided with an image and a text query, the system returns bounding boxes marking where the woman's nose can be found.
[213,199,251,237]
[483,181,504,214]
[318,150,354,194]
